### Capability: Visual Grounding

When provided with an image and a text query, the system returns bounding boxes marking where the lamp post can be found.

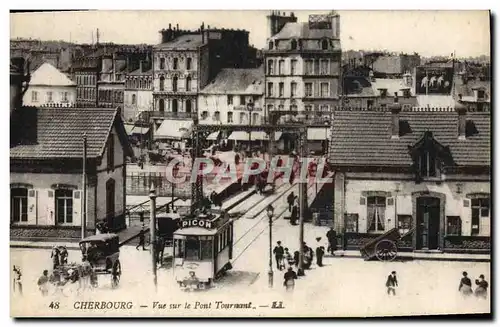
[247,101,254,155]
[266,204,274,288]
[149,184,157,290]
[172,164,179,211]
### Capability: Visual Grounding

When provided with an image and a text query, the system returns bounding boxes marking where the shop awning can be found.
[132,126,150,135]
[228,131,269,141]
[154,119,193,140]
[307,128,329,141]
[206,131,220,141]
[124,124,136,136]
[274,131,283,141]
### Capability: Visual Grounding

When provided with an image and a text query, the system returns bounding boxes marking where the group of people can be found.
[51,246,69,269]
[459,271,489,299]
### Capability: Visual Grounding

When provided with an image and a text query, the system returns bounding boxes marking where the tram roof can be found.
[174,227,218,237]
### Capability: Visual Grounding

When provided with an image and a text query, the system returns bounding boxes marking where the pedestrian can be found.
[474,275,488,299]
[293,251,300,268]
[283,267,298,292]
[303,242,313,269]
[326,227,337,256]
[386,271,398,296]
[290,199,298,226]
[13,265,22,296]
[315,238,325,267]
[273,241,285,270]
[284,248,294,268]
[136,226,146,251]
[287,191,295,213]
[37,270,50,296]
[458,271,473,297]
[59,246,68,265]
[51,246,60,269]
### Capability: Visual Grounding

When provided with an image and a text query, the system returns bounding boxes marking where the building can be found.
[10,107,133,240]
[329,104,490,254]
[97,53,126,108]
[124,59,153,122]
[453,73,491,112]
[73,55,100,107]
[264,11,342,125]
[10,57,30,116]
[366,53,421,78]
[23,62,76,107]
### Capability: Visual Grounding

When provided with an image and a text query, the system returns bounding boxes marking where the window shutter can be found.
[47,190,55,225]
[27,190,37,225]
[73,190,82,227]
[360,196,366,206]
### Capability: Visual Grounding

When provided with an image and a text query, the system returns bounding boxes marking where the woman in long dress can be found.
[474,274,489,299]
[458,271,473,297]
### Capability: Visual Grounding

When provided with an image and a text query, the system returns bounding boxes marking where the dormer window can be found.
[379,89,388,98]
[477,90,485,99]
[269,41,274,50]
[418,151,437,178]
[291,39,297,50]
[402,89,411,98]
[321,39,328,50]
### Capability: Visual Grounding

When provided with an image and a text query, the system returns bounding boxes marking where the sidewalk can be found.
[325,250,491,263]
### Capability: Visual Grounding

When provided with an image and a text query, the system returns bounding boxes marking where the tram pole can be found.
[267,205,274,288]
[297,128,305,277]
[81,133,87,239]
[149,184,157,291]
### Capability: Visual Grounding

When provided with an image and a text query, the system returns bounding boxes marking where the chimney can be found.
[390,95,402,139]
[456,95,467,140]
[201,22,205,43]
[139,60,144,73]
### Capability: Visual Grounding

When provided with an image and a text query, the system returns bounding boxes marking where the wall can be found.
[198,93,264,125]
[23,85,76,107]
[199,46,210,90]
[124,89,153,122]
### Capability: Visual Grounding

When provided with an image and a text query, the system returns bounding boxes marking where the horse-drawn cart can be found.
[359,228,401,262]
[80,234,122,288]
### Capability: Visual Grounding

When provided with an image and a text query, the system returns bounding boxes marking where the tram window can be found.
[218,234,222,252]
[185,237,200,260]
[200,239,213,260]
[223,229,227,249]
[174,239,184,257]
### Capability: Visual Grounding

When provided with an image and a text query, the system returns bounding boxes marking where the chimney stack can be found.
[456,95,467,140]
[390,96,402,139]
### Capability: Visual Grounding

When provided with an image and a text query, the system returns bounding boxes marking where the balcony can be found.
[233,105,263,111]
[139,111,195,121]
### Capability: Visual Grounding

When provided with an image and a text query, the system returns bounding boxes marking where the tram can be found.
[173,209,233,289]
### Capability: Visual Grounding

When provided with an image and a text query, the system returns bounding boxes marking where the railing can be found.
[126,172,192,198]
[140,111,194,121]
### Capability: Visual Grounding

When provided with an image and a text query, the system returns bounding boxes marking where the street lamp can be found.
[149,184,157,291]
[172,164,179,211]
[247,101,255,155]
[266,204,274,288]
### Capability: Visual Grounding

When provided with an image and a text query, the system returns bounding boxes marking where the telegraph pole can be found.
[149,184,157,290]
[81,133,87,239]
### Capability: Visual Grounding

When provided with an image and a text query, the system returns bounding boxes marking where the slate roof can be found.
[270,22,333,40]
[329,111,490,167]
[155,34,204,50]
[200,67,264,95]
[10,107,133,159]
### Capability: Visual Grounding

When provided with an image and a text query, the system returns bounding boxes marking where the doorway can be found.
[416,197,440,250]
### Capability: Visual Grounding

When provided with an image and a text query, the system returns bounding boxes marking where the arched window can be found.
[172,99,178,113]
[131,94,136,105]
[291,39,298,50]
[173,58,178,70]
[322,39,328,50]
[159,99,165,112]
[186,77,192,92]
[186,100,192,113]
[139,79,143,89]
[11,188,28,223]
[172,76,178,92]
[186,58,192,70]
[159,76,165,91]
[269,41,274,50]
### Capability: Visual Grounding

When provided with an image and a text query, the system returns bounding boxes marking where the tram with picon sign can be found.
[173,209,233,289]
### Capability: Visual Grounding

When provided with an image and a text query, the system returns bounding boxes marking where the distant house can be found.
[23,62,76,107]
[10,107,133,240]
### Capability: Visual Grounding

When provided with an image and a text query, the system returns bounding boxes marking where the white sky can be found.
[10,10,490,57]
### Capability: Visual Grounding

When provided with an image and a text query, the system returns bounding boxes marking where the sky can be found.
[10,10,490,57]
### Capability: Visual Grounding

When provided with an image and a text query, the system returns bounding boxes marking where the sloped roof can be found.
[270,22,333,40]
[200,67,264,95]
[155,34,204,50]
[29,62,75,87]
[329,111,490,167]
[10,107,133,159]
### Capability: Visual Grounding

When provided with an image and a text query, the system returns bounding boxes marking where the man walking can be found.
[136,225,147,251]
[13,266,22,296]
[326,227,337,256]
[273,241,285,270]
[315,237,325,267]
[37,270,49,297]
[287,192,295,213]
[386,271,398,296]
[290,197,299,226]
[283,267,298,292]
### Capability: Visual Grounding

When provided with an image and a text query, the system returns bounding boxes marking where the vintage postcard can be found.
[9,9,491,318]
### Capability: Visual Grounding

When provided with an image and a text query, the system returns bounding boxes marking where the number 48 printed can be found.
[49,302,60,309]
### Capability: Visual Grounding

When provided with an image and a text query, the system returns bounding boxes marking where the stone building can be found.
[73,55,100,107]
[124,58,153,122]
[329,104,490,254]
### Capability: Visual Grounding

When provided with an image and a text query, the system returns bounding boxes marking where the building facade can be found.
[124,60,153,122]
[23,62,76,107]
[73,55,100,107]
[264,11,342,125]
[329,105,490,254]
[10,107,133,240]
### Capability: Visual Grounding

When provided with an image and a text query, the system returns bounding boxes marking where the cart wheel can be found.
[111,261,121,288]
[375,240,397,262]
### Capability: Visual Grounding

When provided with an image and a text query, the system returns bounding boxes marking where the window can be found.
[252,113,259,124]
[106,179,115,219]
[314,61,320,76]
[291,82,297,97]
[172,99,178,113]
[291,39,297,50]
[305,83,313,97]
[185,100,192,113]
[213,111,220,121]
[227,112,233,123]
[239,112,246,124]
[477,90,485,99]
[305,60,314,75]
[446,216,461,236]
[278,83,284,97]
[160,58,165,70]
[397,215,412,235]
[186,77,192,92]
[320,60,329,75]
[186,58,192,70]
[201,111,208,120]
[320,83,329,97]
[291,59,297,75]
[419,151,437,178]
[278,104,284,111]
[158,99,165,112]
[403,89,411,98]
[278,60,285,75]
[345,214,359,233]
[55,189,73,224]
[200,238,213,260]
[131,94,136,105]
[267,60,274,75]
[471,198,490,236]
[159,76,165,91]
[227,95,233,105]
[172,76,178,92]
[320,105,329,112]
[305,105,313,112]
[107,134,114,170]
[173,58,178,70]
[367,99,374,109]
[31,91,38,102]
[267,82,274,97]
[47,91,53,103]
[11,188,28,223]
[240,95,246,105]
[61,92,68,102]
[268,41,273,50]
[321,39,328,50]
[379,89,388,98]
[290,104,297,111]
[367,196,386,232]
[185,237,200,260]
